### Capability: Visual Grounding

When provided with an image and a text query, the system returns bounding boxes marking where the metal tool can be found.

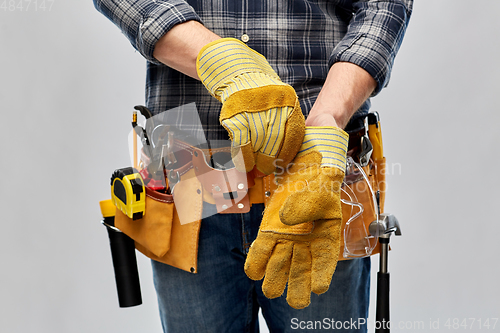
[358,134,373,167]
[134,105,154,135]
[369,213,402,333]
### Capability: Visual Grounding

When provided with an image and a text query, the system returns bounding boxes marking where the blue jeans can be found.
[152,202,370,333]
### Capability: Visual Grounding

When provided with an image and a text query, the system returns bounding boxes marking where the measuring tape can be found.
[111,167,146,220]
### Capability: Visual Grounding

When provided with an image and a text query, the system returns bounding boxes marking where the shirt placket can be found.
[239,0,250,43]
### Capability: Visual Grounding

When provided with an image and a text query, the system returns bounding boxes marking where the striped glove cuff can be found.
[196,38,282,102]
[296,127,349,172]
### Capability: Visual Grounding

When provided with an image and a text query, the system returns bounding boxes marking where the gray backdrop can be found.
[1,1,499,332]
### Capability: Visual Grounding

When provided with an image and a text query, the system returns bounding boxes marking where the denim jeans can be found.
[152,202,370,333]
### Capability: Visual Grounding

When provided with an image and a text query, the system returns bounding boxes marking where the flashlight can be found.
[99,200,142,308]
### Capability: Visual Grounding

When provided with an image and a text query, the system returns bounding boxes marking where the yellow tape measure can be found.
[111,167,146,220]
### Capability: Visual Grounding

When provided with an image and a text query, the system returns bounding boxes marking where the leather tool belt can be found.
[140,139,278,214]
[115,118,386,273]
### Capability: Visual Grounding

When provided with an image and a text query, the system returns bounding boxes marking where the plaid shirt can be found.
[94,0,412,139]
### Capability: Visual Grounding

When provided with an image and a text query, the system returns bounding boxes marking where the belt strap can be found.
[143,127,368,214]
[162,139,269,213]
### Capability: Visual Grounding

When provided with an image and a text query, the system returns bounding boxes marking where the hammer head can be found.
[369,213,402,239]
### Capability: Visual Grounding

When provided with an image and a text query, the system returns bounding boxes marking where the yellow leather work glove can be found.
[196,38,305,175]
[244,126,348,309]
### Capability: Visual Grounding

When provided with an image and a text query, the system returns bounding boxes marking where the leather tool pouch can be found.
[115,168,203,273]
[115,187,174,258]
[114,122,386,270]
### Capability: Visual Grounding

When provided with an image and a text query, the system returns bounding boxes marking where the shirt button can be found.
[241,34,250,43]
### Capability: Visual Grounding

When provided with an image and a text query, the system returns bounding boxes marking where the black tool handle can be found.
[104,217,142,307]
[376,271,390,333]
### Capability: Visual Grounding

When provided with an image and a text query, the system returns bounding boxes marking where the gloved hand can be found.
[196,38,305,175]
[244,126,349,309]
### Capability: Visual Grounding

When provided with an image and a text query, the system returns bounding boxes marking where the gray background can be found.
[1,1,499,332]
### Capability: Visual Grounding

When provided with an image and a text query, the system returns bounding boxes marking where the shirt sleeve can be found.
[329,0,413,95]
[93,0,202,64]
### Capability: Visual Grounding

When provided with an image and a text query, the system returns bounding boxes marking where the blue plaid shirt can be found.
[94,0,412,139]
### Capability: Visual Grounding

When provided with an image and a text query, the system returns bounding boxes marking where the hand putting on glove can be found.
[244,126,349,309]
[196,38,305,175]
